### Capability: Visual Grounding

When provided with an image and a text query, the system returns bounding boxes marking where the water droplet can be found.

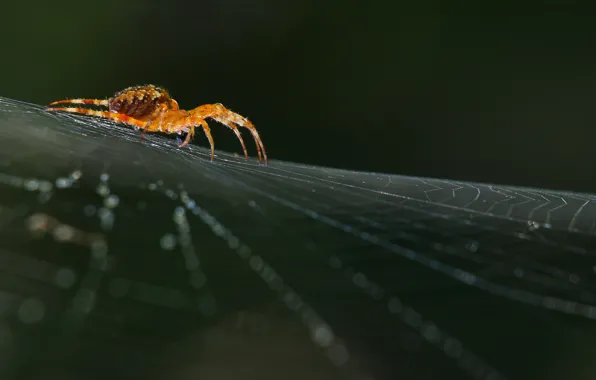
[104,195,120,208]
[388,297,403,314]
[55,178,71,189]
[165,189,176,199]
[55,268,77,289]
[24,180,40,191]
[227,236,239,249]
[327,343,349,366]
[98,208,114,230]
[249,256,264,271]
[422,323,441,343]
[444,337,463,358]
[70,170,82,180]
[160,234,176,250]
[18,298,45,324]
[96,183,110,197]
[312,325,334,347]
[91,239,108,257]
[173,207,185,224]
[26,213,48,233]
[53,225,75,241]
[238,245,251,258]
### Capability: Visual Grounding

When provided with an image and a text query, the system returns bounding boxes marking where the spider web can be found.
[0,96,595,380]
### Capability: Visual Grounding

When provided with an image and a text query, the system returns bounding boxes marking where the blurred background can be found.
[2,0,596,192]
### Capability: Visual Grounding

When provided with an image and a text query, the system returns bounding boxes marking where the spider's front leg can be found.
[190,104,267,165]
[168,117,215,161]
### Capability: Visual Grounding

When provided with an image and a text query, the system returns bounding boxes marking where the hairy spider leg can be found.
[192,104,268,165]
[209,104,266,164]
[45,107,147,129]
[47,99,109,107]
[171,117,215,160]
[211,118,249,160]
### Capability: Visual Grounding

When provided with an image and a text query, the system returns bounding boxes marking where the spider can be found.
[45,84,268,165]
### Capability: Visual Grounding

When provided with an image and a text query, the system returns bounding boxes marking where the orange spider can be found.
[45,84,268,165]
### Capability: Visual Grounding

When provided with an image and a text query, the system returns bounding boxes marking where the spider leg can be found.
[212,118,249,160]
[191,104,268,165]
[140,125,150,141]
[170,117,215,161]
[47,99,108,107]
[197,120,215,161]
[177,124,194,148]
[45,107,147,129]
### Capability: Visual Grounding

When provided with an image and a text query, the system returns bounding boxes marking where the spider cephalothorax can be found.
[46,85,268,164]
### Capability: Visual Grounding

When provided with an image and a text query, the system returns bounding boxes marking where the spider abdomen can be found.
[108,84,176,119]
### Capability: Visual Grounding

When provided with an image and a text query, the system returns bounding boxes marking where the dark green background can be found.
[2,1,596,191]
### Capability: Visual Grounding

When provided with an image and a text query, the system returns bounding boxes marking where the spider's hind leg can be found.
[47,99,108,107]
[45,107,147,130]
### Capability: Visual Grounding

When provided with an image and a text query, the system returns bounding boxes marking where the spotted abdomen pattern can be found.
[108,84,176,119]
